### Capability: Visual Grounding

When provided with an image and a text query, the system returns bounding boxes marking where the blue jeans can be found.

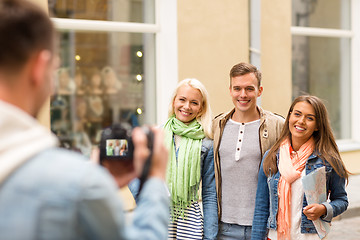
[218,222,252,240]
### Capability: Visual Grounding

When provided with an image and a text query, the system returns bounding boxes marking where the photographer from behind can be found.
[0,0,169,239]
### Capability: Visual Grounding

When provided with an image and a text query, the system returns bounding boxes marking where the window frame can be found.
[50,0,178,125]
[290,0,360,152]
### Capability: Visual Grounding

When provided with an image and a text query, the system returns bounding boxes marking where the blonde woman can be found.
[130,79,218,239]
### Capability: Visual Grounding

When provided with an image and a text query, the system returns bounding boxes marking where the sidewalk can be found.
[336,173,360,220]
[327,174,360,239]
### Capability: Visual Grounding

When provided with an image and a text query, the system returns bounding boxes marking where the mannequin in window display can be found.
[51,96,71,137]
[101,66,122,95]
[74,69,86,95]
[57,68,75,95]
[73,120,92,158]
[88,95,104,122]
[88,69,103,95]
[101,66,123,127]
[75,97,88,127]
[73,98,92,157]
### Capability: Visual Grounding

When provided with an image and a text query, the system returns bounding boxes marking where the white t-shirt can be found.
[268,170,324,240]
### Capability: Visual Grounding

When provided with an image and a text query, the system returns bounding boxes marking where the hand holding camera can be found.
[99,123,168,188]
[133,127,167,181]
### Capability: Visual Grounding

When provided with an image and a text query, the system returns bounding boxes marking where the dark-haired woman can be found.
[252,95,349,240]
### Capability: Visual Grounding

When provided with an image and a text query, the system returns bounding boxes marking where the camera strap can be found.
[137,127,154,194]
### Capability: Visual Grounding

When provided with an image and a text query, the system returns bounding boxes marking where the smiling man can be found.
[213,62,284,240]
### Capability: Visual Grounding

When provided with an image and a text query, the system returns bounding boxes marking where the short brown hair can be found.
[229,62,262,87]
[0,0,55,74]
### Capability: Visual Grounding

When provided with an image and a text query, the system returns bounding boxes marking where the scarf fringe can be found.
[169,182,200,220]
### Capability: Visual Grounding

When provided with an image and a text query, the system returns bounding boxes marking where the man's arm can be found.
[77,165,169,240]
[77,167,128,240]
[126,127,169,239]
[127,178,169,239]
[79,127,169,240]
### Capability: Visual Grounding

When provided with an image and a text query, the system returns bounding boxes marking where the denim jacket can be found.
[0,148,169,240]
[251,151,348,240]
[129,138,218,240]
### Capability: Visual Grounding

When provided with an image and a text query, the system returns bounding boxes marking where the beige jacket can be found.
[212,107,285,219]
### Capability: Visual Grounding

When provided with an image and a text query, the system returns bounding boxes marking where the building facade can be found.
[31,0,360,173]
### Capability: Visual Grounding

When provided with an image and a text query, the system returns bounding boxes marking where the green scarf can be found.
[164,115,205,218]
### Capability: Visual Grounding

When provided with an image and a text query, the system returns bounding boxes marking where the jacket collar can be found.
[221,106,264,123]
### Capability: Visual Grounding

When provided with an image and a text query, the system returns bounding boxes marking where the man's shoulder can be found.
[212,112,228,133]
[4,147,116,203]
[37,147,89,162]
[30,147,108,180]
[213,112,226,120]
[213,109,233,122]
[261,108,285,123]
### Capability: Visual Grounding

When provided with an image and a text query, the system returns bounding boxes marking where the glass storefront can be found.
[292,36,351,139]
[49,1,156,156]
[291,0,352,140]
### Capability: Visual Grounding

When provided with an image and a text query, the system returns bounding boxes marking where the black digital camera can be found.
[99,122,134,163]
[99,122,154,191]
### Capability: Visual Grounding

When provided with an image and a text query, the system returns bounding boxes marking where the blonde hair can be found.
[168,78,213,139]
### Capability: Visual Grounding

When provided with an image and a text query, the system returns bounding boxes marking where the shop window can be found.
[51,31,155,156]
[291,0,354,142]
[292,36,351,139]
[48,0,159,156]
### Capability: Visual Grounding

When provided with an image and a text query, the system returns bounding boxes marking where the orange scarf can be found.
[277,137,315,240]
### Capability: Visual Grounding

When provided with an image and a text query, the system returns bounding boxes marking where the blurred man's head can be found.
[0,0,57,116]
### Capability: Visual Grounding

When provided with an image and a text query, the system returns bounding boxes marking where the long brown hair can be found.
[263,95,349,181]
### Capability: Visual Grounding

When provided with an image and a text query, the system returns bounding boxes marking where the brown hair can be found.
[0,0,55,74]
[263,95,349,181]
[229,62,262,87]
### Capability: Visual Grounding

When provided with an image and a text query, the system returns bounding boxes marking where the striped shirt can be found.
[168,201,203,240]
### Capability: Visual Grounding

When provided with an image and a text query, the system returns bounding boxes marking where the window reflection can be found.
[292,36,351,139]
[51,31,155,157]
